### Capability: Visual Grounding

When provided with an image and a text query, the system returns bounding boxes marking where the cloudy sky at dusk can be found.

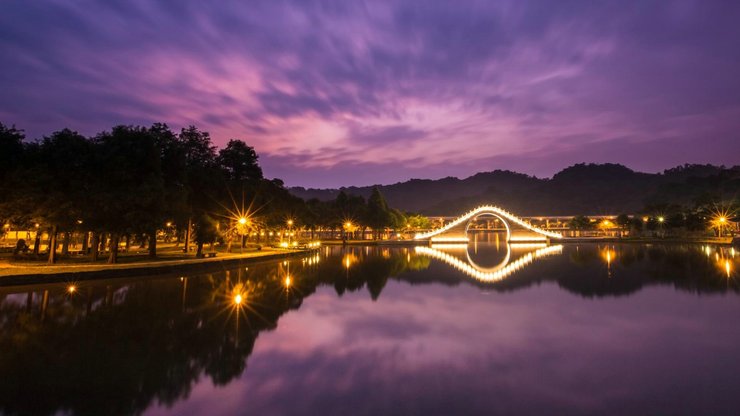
[2,1,739,187]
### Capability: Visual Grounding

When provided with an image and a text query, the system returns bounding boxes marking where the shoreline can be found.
[324,237,734,246]
[0,249,312,287]
[558,237,733,245]
[1,236,733,286]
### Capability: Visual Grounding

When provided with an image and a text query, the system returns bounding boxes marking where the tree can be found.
[194,213,219,256]
[0,123,26,232]
[149,123,188,257]
[15,129,93,263]
[569,216,593,231]
[616,214,631,237]
[0,123,24,183]
[178,126,219,253]
[90,126,164,263]
[365,187,393,239]
[217,140,263,183]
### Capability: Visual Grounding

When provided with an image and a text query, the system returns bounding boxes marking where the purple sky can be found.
[2,1,740,188]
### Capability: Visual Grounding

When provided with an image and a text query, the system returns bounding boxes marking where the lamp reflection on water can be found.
[725,260,732,279]
[343,253,358,269]
[599,246,617,278]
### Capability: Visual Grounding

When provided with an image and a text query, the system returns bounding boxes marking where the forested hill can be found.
[289,164,740,216]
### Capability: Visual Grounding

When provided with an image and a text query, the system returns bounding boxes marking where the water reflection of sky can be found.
[146,243,740,416]
[1,242,738,415]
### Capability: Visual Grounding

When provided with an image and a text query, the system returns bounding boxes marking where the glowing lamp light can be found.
[718,217,727,223]
[234,293,243,305]
[287,219,294,226]
[284,276,292,287]
[725,260,731,278]
[658,216,665,223]
[238,217,248,225]
[67,285,76,294]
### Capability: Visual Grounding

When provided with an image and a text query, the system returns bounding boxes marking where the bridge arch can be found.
[465,240,511,273]
[414,244,563,283]
[414,205,562,243]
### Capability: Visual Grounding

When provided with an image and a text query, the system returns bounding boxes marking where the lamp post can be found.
[343,221,352,243]
[237,217,249,252]
[287,219,294,247]
[717,216,727,237]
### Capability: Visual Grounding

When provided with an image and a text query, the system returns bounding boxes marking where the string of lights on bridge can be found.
[414,205,564,241]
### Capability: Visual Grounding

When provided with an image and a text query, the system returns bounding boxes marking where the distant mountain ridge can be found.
[289,163,740,216]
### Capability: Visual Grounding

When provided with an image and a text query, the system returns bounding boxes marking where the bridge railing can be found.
[414,205,563,241]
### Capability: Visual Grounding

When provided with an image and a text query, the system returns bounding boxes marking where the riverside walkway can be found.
[0,247,310,285]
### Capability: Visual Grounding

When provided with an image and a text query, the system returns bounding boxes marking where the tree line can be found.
[0,122,426,264]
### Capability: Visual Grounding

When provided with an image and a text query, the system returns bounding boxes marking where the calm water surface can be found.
[1,233,739,415]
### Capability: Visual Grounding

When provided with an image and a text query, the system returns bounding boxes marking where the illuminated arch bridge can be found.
[414,205,563,243]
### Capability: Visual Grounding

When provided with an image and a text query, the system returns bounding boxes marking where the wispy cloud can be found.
[2,0,739,186]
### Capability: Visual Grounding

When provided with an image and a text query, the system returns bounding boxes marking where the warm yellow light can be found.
[67,285,76,294]
[166,222,172,227]
[725,260,731,278]
[280,242,288,248]
[344,221,352,229]
[658,216,664,223]
[234,293,243,305]
[238,217,247,225]
[415,245,562,282]
[287,219,294,226]
[342,253,357,269]
[284,275,292,287]
[718,217,727,223]
[642,216,649,222]
[412,205,561,241]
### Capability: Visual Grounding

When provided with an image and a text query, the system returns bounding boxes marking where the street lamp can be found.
[717,216,727,237]
[235,217,252,251]
[286,219,294,246]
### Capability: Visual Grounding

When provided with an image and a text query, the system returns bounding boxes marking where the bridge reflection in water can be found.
[415,242,563,283]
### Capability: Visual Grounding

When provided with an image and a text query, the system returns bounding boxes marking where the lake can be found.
[1,233,738,415]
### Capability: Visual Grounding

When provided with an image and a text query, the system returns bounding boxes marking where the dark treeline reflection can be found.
[0,243,737,415]
[472,243,739,297]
